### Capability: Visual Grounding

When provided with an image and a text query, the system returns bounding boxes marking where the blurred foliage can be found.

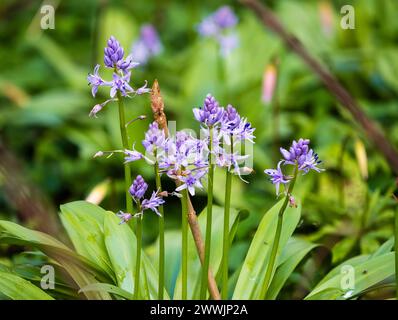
[0,0,398,299]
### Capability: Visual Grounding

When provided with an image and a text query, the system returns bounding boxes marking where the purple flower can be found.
[141,191,165,216]
[129,175,148,200]
[124,148,143,163]
[222,104,241,131]
[197,6,239,56]
[89,98,116,118]
[135,80,151,95]
[175,170,206,196]
[264,161,290,195]
[104,36,124,68]
[212,6,238,29]
[131,24,162,65]
[142,121,166,155]
[116,211,133,224]
[193,94,224,127]
[87,65,110,97]
[280,139,323,173]
[110,72,133,98]
[116,54,140,73]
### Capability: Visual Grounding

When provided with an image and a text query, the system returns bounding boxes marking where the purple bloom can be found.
[141,191,165,216]
[280,139,322,173]
[175,170,206,196]
[87,65,110,97]
[135,80,151,95]
[129,175,148,200]
[116,54,140,73]
[264,161,290,195]
[89,98,116,118]
[212,6,238,29]
[116,211,133,224]
[124,148,143,163]
[222,104,241,132]
[131,24,162,65]
[104,36,124,68]
[110,72,133,98]
[142,121,166,155]
[89,104,103,118]
[197,6,239,57]
[193,94,224,127]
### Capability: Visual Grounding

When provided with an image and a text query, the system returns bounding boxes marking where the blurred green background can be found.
[1,0,397,298]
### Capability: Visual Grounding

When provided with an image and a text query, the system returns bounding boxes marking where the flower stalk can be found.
[154,158,165,300]
[260,164,298,299]
[201,126,215,299]
[180,186,189,299]
[116,91,133,215]
[134,202,143,300]
[221,141,233,299]
[221,167,232,299]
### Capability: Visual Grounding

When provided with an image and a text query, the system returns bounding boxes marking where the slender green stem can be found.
[154,160,165,300]
[201,126,214,299]
[221,168,232,299]
[116,91,133,214]
[395,206,398,300]
[180,187,189,299]
[134,201,142,300]
[221,140,233,299]
[260,164,298,300]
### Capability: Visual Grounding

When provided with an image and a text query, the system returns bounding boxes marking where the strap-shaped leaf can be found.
[0,271,54,300]
[233,200,301,299]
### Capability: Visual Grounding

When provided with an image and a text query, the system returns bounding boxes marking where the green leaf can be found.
[0,271,54,300]
[79,283,134,300]
[233,200,301,299]
[60,201,115,281]
[267,237,318,299]
[0,220,111,299]
[104,212,167,299]
[173,205,243,299]
[306,252,395,300]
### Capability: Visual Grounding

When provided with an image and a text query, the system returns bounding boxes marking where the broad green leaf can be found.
[0,271,54,300]
[104,210,169,299]
[60,201,115,281]
[173,206,243,299]
[267,237,318,299]
[233,200,301,299]
[306,252,395,300]
[0,220,111,300]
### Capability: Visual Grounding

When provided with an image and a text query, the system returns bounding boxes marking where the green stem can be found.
[180,187,189,299]
[260,164,298,300]
[201,126,214,299]
[221,140,233,299]
[221,168,232,299]
[395,206,398,300]
[154,160,165,300]
[134,202,142,300]
[116,91,133,214]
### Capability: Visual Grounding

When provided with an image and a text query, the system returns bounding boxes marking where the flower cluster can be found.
[117,175,165,223]
[131,24,162,65]
[87,36,150,117]
[264,139,323,196]
[197,6,239,56]
[112,93,255,198]
[194,94,255,181]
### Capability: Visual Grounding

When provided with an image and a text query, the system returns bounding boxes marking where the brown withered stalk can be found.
[150,80,221,300]
[241,0,398,174]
